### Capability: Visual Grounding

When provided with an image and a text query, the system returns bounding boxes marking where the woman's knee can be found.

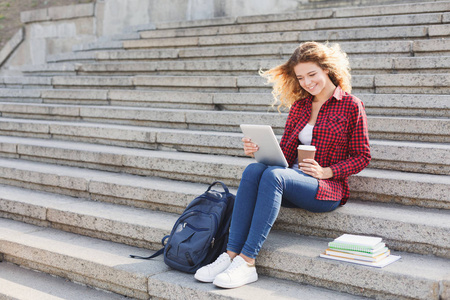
[242,162,268,179]
[262,166,286,180]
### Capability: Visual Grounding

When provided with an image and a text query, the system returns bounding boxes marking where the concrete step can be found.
[40,88,109,105]
[136,39,450,60]
[134,269,371,300]
[50,39,448,64]
[0,262,128,300]
[97,32,141,43]
[368,139,449,175]
[0,88,43,103]
[0,182,449,258]
[0,138,447,209]
[72,40,124,52]
[52,37,450,64]
[374,73,450,94]
[67,2,450,52]
[361,93,450,118]
[299,0,439,10]
[8,73,450,94]
[368,115,450,143]
[23,56,450,76]
[0,217,168,300]
[0,156,211,213]
[52,76,135,90]
[47,51,97,63]
[123,25,438,50]
[0,102,447,142]
[0,88,218,109]
[21,63,78,76]
[413,39,450,57]
[146,1,450,30]
[99,42,406,62]
[350,56,450,74]
[0,218,448,299]
[0,135,249,187]
[350,168,449,209]
[0,117,448,175]
[0,76,52,89]
[1,88,449,117]
[0,184,175,251]
[0,117,166,150]
[73,18,449,53]
[42,74,450,94]
[138,12,446,40]
[0,260,367,300]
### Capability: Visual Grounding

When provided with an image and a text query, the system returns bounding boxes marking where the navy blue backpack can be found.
[131,181,235,273]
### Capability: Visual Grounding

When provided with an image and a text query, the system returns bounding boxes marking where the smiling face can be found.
[294,62,335,100]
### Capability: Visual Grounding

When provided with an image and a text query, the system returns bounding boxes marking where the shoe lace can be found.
[208,254,229,269]
[223,258,245,274]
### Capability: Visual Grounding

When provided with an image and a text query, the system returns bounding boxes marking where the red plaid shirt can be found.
[280,86,371,205]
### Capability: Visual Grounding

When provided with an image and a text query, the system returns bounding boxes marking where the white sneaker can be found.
[194,253,232,283]
[213,255,258,289]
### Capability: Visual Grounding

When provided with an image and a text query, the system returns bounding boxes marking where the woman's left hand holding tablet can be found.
[242,137,259,157]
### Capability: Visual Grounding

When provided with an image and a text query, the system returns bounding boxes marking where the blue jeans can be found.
[227,163,341,259]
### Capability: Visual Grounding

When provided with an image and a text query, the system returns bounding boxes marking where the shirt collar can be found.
[305,86,344,103]
[332,86,344,101]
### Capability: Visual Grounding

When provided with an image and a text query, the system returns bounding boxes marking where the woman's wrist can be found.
[322,167,334,179]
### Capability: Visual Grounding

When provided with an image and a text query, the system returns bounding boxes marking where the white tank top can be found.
[299,123,314,145]
[292,123,314,170]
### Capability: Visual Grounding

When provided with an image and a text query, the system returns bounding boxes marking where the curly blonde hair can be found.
[260,41,351,111]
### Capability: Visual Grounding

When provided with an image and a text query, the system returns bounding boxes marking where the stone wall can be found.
[1,3,97,74]
[97,0,307,36]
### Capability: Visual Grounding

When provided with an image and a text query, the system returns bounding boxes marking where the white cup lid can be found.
[297,145,316,151]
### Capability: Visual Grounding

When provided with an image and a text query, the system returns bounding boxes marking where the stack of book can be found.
[320,234,401,268]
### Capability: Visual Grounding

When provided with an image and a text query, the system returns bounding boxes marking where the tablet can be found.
[240,124,288,167]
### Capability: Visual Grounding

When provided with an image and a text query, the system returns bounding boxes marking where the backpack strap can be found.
[215,212,232,241]
[206,181,230,195]
[129,235,170,259]
[129,247,164,259]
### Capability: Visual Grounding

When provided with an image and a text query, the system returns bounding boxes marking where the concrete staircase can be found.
[0,1,449,299]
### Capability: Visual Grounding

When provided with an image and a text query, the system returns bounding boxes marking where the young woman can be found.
[194,41,371,289]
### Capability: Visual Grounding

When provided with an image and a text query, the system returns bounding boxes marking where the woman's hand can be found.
[242,137,259,157]
[299,159,333,179]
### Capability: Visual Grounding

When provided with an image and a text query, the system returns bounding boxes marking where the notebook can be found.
[327,247,389,257]
[334,234,382,247]
[328,234,384,253]
[325,248,390,262]
[320,253,401,268]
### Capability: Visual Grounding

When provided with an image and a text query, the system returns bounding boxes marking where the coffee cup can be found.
[297,145,316,167]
